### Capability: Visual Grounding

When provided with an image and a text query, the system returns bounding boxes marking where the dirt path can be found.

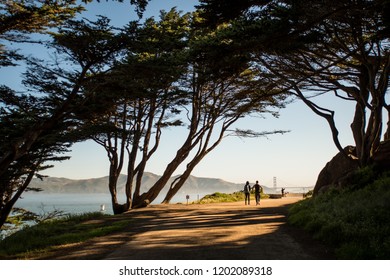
[41,197,334,260]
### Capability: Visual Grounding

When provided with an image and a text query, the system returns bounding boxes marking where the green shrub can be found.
[198,192,245,204]
[288,170,390,259]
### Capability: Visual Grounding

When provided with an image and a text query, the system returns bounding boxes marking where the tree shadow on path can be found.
[41,198,334,260]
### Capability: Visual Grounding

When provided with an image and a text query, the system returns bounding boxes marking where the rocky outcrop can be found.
[314,141,390,195]
[313,146,359,195]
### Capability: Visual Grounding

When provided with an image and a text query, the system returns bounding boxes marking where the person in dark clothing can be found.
[244,181,251,205]
[253,180,263,206]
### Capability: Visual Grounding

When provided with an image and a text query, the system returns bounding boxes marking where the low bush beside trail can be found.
[288,168,390,259]
[198,192,244,204]
[198,191,269,204]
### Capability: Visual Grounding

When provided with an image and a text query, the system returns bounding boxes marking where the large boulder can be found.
[314,141,390,195]
[313,146,359,195]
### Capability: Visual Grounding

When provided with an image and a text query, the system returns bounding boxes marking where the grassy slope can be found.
[288,168,390,259]
[0,212,130,259]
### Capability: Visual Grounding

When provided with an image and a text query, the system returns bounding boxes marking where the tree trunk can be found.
[162,116,234,203]
[109,173,131,214]
[131,96,201,208]
[350,101,366,166]
[385,107,390,141]
[0,168,35,229]
[108,157,130,214]
[111,200,130,215]
[132,156,187,208]
[162,165,195,204]
[162,140,211,204]
[366,106,383,164]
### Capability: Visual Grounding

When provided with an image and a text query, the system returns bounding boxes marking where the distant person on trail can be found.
[253,180,262,206]
[281,188,285,197]
[244,181,251,205]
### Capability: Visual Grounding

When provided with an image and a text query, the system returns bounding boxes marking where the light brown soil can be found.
[39,197,334,260]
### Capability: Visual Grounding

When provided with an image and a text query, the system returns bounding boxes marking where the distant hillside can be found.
[29,173,274,195]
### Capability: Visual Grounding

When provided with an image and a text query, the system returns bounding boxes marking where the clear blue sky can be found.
[2,0,372,188]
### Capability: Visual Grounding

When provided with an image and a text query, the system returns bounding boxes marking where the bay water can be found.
[1,192,205,239]
[14,192,206,216]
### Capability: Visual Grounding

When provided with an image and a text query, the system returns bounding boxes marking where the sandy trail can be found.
[41,197,333,260]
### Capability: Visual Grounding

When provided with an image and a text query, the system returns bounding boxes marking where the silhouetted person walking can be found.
[253,180,263,206]
[244,181,251,205]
